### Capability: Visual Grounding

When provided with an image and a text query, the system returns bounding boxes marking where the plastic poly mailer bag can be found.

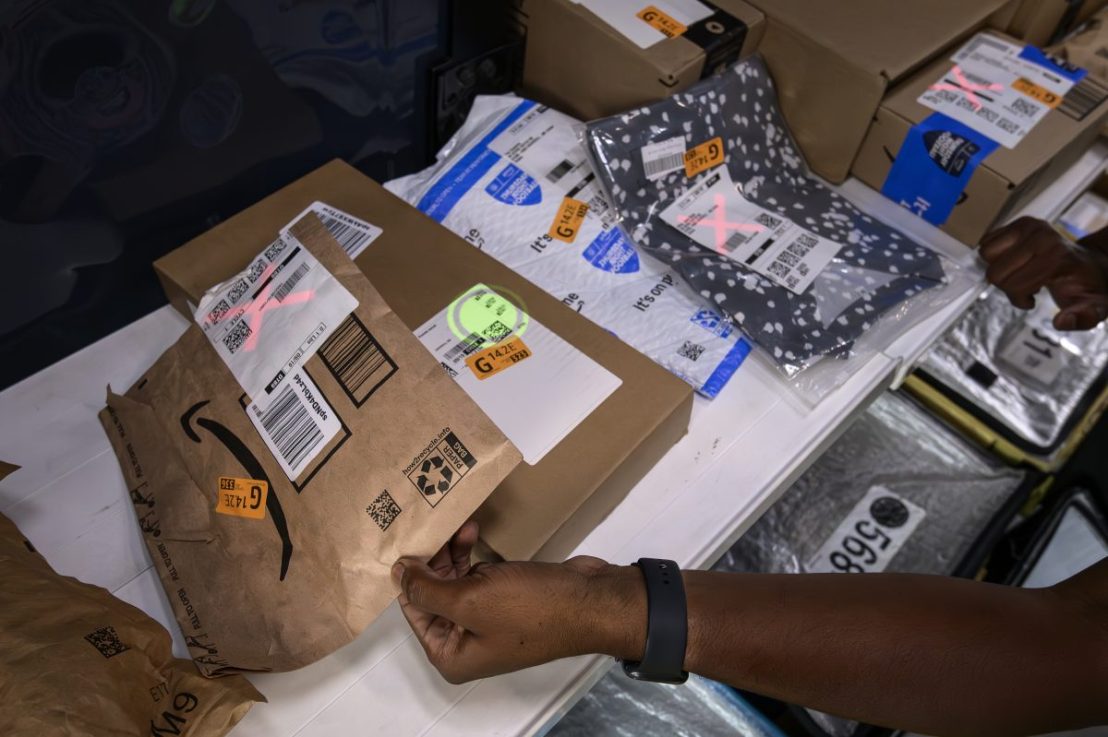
[99,216,521,674]
[550,671,785,737]
[0,513,262,736]
[585,56,969,399]
[917,287,1108,456]
[386,95,752,398]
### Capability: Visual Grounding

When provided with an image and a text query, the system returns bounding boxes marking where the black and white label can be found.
[640,136,687,180]
[486,105,590,194]
[997,323,1068,386]
[247,370,341,480]
[658,169,841,294]
[281,201,383,260]
[569,0,713,48]
[194,234,358,409]
[808,487,926,574]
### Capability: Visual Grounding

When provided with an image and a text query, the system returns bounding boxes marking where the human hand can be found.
[980,217,1108,331]
[392,523,645,684]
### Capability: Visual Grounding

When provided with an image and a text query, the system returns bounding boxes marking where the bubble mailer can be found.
[549,671,784,737]
[585,56,950,377]
[386,95,752,398]
[714,391,1026,577]
[917,287,1108,458]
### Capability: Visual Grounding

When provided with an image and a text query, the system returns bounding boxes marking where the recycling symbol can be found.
[415,455,454,496]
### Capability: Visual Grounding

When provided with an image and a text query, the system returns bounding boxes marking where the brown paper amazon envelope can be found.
[99,214,521,675]
[0,512,262,735]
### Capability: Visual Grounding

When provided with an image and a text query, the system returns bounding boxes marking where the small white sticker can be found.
[808,487,927,574]
[247,370,341,480]
[640,136,687,180]
[415,283,621,465]
[997,322,1068,386]
[486,105,591,193]
[194,234,359,409]
[281,201,382,260]
[658,169,841,294]
[918,34,1079,149]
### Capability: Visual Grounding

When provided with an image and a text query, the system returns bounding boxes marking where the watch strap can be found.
[622,558,688,684]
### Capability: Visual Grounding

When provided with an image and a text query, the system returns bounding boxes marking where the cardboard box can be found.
[1007,0,1108,47]
[741,0,1015,182]
[153,160,693,561]
[516,0,765,120]
[852,32,1108,246]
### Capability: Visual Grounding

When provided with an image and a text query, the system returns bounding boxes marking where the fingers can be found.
[1055,300,1108,332]
[449,520,479,578]
[980,217,1035,261]
[393,559,460,618]
[984,246,1038,308]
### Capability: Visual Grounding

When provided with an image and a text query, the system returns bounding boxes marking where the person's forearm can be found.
[594,568,1107,737]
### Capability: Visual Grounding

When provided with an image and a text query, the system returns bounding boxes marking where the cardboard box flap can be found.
[750,0,1013,82]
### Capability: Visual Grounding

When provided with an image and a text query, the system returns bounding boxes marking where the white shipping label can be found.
[997,322,1069,386]
[247,370,341,481]
[808,487,926,574]
[569,0,713,49]
[658,169,841,294]
[281,201,383,259]
[486,105,591,193]
[918,34,1079,149]
[640,136,687,180]
[194,234,359,410]
[416,283,621,465]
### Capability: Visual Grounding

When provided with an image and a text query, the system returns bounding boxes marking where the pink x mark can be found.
[205,261,315,352]
[930,65,1003,111]
[678,193,767,254]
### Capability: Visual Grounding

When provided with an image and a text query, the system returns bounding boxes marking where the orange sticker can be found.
[636,6,687,38]
[684,137,725,177]
[215,477,268,520]
[1012,77,1063,109]
[549,197,590,243]
[465,338,532,380]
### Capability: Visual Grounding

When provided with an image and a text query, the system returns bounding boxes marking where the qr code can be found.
[227,278,249,304]
[996,116,1021,134]
[84,626,129,659]
[246,259,267,284]
[222,319,252,355]
[481,320,513,343]
[206,299,230,327]
[264,238,287,262]
[767,261,791,279]
[792,233,818,251]
[677,340,705,362]
[777,250,801,267]
[755,212,783,229]
[1010,96,1040,118]
[366,490,401,531]
[975,106,1000,124]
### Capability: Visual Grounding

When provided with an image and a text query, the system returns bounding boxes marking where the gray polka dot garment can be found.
[585,55,948,372]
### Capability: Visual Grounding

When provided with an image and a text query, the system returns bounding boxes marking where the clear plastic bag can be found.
[584,55,974,400]
[385,95,752,398]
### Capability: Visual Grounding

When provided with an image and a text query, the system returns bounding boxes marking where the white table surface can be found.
[1,153,1103,736]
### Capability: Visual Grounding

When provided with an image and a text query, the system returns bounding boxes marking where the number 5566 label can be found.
[808,487,926,574]
[215,477,268,520]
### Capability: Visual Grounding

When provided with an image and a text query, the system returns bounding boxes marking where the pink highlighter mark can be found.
[929,65,1004,112]
[677,193,767,254]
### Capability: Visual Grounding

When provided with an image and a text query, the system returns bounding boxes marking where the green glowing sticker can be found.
[447,284,530,348]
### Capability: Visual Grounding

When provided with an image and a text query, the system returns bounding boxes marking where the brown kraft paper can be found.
[0,512,262,736]
[99,214,521,675]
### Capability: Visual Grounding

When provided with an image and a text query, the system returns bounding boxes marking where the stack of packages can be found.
[583,56,968,398]
[906,287,1108,470]
[714,391,1035,736]
[0,460,261,736]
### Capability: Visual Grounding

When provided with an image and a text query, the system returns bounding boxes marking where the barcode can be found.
[1060,75,1108,121]
[723,230,750,253]
[644,153,685,178]
[1010,96,1039,118]
[318,315,397,406]
[755,212,783,229]
[273,263,310,303]
[222,319,252,355]
[320,214,373,257]
[444,332,485,362]
[255,384,324,471]
[546,159,574,183]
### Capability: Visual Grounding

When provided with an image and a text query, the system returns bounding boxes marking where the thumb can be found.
[394,558,459,617]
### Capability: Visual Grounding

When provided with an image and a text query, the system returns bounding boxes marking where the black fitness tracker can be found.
[621,558,689,684]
